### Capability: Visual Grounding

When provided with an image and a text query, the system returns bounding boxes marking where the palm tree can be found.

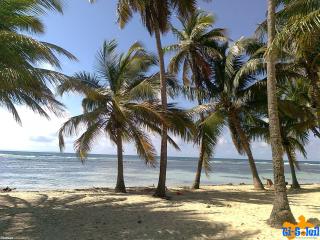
[115,0,198,197]
[165,10,227,189]
[58,40,193,193]
[257,0,320,119]
[195,38,265,190]
[277,0,320,117]
[266,0,295,227]
[249,116,308,190]
[0,0,76,123]
[279,79,317,189]
[248,79,317,190]
[272,0,320,49]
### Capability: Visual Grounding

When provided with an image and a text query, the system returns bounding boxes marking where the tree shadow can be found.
[0,192,259,240]
[164,185,320,207]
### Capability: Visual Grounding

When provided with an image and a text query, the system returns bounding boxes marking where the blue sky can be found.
[1,0,319,160]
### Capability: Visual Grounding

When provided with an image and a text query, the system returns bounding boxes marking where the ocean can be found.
[0,151,319,190]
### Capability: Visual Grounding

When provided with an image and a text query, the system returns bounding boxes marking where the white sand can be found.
[0,184,319,240]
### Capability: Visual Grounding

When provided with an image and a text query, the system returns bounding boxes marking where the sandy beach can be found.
[0,184,318,240]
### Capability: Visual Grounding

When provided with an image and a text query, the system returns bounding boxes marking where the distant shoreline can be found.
[2,183,320,193]
[1,150,320,162]
[1,150,319,190]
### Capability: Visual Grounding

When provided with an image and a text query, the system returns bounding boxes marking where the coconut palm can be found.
[165,10,227,189]
[249,115,309,190]
[276,0,320,115]
[248,79,318,190]
[58,40,193,193]
[257,0,320,119]
[115,0,200,197]
[273,0,320,48]
[278,80,318,189]
[194,38,266,190]
[266,0,295,227]
[0,0,76,123]
[257,0,320,50]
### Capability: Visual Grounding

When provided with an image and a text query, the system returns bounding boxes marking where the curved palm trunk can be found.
[115,129,126,193]
[190,54,206,189]
[192,98,206,189]
[189,52,204,189]
[154,25,168,198]
[267,0,295,228]
[229,112,264,190]
[285,146,300,189]
[192,139,205,189]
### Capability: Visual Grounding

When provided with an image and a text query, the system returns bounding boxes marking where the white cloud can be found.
[0,106,120,154]
[0,106,319,161]
[0,107,69,152]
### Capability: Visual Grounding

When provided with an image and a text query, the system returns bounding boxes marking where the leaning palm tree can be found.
[280,117,309,190]
[266,0,295,227]
[248,79,317,190]
[278,79,317,189]
[115,0,199,197]
[165,10,227,189]
[195,38,265,190]
[0,0,76,123]
[58,40,193,193]
[248,115,309,190]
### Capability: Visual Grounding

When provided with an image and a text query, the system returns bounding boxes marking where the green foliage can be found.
[165,10,227,89]
[202,38,267,157]
[116,0,198,34]
[0,0,76,123]
[248,79,318,168]
[59,40,194,164]
[164,10,227,174]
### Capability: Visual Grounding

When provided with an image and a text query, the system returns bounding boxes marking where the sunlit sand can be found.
[0,184,319,240]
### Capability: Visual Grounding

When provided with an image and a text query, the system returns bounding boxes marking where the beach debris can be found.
[239,183,246,185]
[1,187,16,192]
[263,177,273,188]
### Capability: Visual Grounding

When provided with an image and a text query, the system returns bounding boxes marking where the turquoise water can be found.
[0,151,319,190]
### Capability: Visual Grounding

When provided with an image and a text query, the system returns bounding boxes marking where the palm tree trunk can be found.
[154,24,168,198]
[266,0,295,228]
[192,98,205,189]
[115,129,126,193]
[230,112,264,190]
[285,146,300,189]
[190,54,206,189]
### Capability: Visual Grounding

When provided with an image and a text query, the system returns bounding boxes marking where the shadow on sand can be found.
[0,190,261,240]
[164,185,320,206]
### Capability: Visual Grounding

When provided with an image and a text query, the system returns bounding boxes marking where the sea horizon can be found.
[1,149,320,163]
[0,150,319,190]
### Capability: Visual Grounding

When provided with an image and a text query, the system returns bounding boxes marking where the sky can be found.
[1,0,319,160]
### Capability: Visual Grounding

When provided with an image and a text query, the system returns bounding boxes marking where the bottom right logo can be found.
[282,215,320,239]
